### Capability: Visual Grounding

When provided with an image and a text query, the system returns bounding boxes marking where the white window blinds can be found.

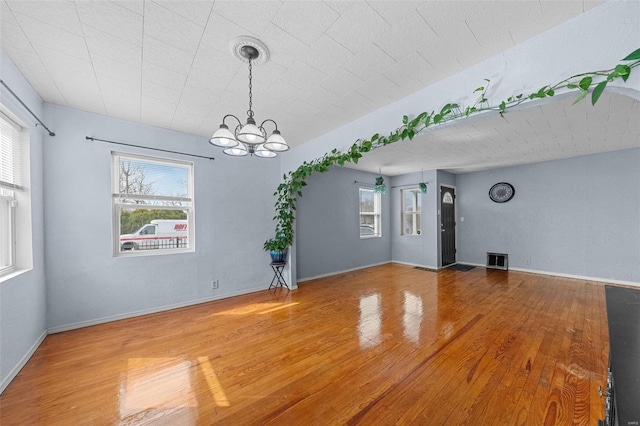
[0,111,24,191]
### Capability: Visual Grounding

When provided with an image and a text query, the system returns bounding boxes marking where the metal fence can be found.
[121,238,188,251]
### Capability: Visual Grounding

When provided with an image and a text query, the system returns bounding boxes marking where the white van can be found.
[120,219,188,251]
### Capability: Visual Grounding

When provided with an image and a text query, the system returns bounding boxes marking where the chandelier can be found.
[209,37,289,158]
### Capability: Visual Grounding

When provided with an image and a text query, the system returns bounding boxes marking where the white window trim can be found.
[359,188,382,239]
[0,193,16,276]
[112,151,195,257]
[401,188,422,237]
[0,106,30,279]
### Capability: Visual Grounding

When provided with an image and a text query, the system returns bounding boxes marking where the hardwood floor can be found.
[0,264,609,425]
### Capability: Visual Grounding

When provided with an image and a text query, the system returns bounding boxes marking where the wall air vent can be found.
[486,252,508,270]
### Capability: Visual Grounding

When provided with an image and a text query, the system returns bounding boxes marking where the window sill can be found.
[0,267,33,284]
[360,235,381,240]
[114,247,195,258]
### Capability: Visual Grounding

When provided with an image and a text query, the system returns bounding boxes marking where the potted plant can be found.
[263,236,289,263]
[374,176,386,194]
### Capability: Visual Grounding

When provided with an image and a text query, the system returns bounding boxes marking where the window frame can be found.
[112,151,195,257]
[0,109,27,278]
[401,188,422,237]
[359,188,381,239]
[0,192,16,276]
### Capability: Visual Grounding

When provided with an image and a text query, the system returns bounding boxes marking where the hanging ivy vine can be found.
[264,48,640,251]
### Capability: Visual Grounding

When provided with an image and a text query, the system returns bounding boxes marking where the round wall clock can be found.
[489,182,515,203]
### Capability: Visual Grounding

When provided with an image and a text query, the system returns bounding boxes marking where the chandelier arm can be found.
[252,126,267,142]
[259,119,279,131]
[233,123,243,139]
[222,114,242,127]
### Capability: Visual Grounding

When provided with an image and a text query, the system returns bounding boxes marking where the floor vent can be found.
[486,252,508,270]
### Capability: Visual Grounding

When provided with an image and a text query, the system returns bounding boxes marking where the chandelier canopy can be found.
[209,37,289,158]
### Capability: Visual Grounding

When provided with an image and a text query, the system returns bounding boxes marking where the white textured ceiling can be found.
[0,0,604,152]
[348,92,640,175]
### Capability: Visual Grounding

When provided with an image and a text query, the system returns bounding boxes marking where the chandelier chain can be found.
[247,57,254,119]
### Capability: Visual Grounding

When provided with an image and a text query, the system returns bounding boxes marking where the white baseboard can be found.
[48,286,270,334]
[297,261,391,283]
[509,266,640,287]
[457,261,639,287]
[391,260,440,270]
[1,330,47,395]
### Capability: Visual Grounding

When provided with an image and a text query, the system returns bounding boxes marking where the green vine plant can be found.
[264,48,640,252]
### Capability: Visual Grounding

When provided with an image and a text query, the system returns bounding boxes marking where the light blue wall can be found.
[437,171,456,188]
[43,105,281,330]
[456,148,640,284]
[0,51,47,392]
[295,167,391,280]
[389,171,439,268]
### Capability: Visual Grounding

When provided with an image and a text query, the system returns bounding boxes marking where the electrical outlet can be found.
[212,279,219,289]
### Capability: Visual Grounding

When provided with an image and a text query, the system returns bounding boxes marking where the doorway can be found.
[440,186,456,267]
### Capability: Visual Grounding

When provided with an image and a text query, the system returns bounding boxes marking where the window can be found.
[0,110,28,277]
[140,225,155,235]
[359,188,381,238]
[401,188,422,236]
[113,152,194,256]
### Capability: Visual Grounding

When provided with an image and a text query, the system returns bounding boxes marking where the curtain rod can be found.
[0,79,55,136]
[355,180,431,189]
[86,136,215,161]
[391,182,431,189]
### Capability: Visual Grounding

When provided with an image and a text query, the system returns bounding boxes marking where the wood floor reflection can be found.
[0,264,609,425]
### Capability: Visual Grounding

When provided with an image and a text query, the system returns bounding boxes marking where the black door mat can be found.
[414,266,438,272]
[447,264,476,272]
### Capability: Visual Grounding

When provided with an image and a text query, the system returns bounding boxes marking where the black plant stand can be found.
[269,262,289,290]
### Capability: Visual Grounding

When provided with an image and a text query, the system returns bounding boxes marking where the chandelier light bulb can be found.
[209,124,238,148]
[223,143,248,157]
[237,121,266,145]
[254,144,277,158]
[264,130,289,152]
